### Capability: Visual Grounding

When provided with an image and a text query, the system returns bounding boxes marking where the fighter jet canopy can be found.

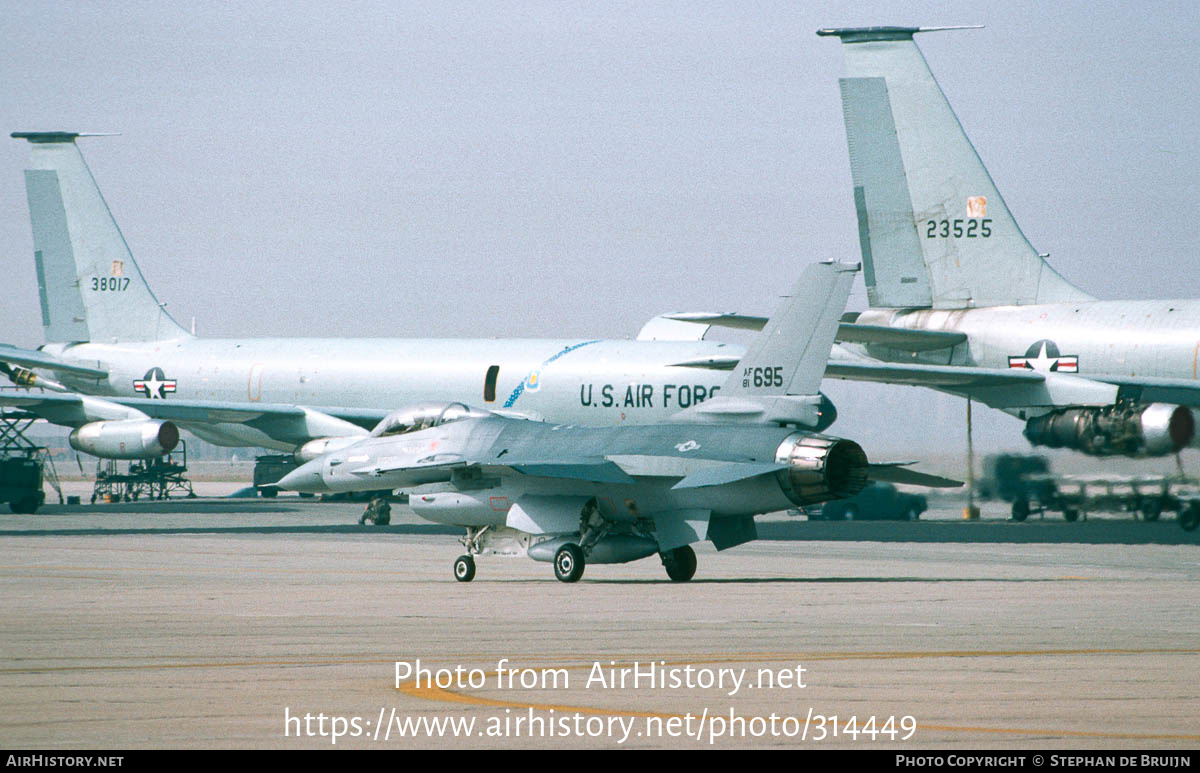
[369,402,492,438]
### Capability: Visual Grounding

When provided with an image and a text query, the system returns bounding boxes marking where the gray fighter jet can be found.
[673,27,1200,459]
[1,132,806,460]
[277,262,958,582]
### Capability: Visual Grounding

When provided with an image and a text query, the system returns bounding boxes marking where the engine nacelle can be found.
[1023,403,1195,457]
[294,436,364,464]
[773,433,869,506]
[68,419,180,459]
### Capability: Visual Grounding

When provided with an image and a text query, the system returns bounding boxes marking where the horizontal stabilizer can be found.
[665,315,966,353]
[636,315,712,341]
[868,463,961,488]
[825,360,1045,388]
[668,354,740,370]
[835,323,965,351]
[663,312,768,331]
[0,343,108,379]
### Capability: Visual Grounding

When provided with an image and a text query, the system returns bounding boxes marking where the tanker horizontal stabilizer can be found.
[0,343,108,380]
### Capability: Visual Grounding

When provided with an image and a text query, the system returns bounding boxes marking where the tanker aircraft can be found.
[0,132,829,461]
[671,26,1200,461]
[277,261,958,582]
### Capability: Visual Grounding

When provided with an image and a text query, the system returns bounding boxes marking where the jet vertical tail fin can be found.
[818,27,1093,309]
[674,261,856,427]
[14,132,189,343]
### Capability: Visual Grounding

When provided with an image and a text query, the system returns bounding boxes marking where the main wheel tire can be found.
[1180,504,1200,532]
[1063,508,1080,523]
[553,543,585,583]
[453,555,476,582]
[662,545,697,582]
[1011,498,1030,522]
[260,487,278,498]
[1140,499,1162,522]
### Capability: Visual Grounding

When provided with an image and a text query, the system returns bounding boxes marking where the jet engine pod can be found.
[1023,403,1195,457]
[68,419,180,459]
[773,433,869,506]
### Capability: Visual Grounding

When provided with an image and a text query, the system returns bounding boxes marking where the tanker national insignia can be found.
[133,367,177,399]
[1008,340,1078,373]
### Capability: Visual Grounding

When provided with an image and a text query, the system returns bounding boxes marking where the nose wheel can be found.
[660,545,697,582]
[453,554,476,582]
[553,543,585,582]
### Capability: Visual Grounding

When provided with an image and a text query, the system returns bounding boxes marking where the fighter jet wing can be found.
[0,343,107,380]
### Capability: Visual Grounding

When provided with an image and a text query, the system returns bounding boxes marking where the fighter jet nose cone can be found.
[276,462,324,493]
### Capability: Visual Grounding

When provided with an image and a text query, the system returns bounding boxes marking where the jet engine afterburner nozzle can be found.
[774,433,869,506]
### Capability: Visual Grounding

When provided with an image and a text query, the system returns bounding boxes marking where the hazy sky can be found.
[2,1,1198,460]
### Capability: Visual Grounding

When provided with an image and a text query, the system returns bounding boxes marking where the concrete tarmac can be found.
[1,498,1197,749]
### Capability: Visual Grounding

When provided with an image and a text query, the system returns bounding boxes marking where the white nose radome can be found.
[276,461,326,493]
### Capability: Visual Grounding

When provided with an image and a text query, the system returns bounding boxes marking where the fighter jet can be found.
[1,132,816,462]
[277,262,958,582]
[671,27,1200,460]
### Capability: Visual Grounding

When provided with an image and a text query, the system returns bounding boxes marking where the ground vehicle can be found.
[1,453,45,514]
[254,454,302,498]
[978,454,1050,502]
[808,482,927,521]
[1011,474,1200,530]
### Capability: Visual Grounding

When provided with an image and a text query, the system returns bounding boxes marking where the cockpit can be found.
[368,402,492,438]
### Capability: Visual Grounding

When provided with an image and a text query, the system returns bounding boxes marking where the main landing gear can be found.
[660,545,697,582]
[553,543,585,583]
